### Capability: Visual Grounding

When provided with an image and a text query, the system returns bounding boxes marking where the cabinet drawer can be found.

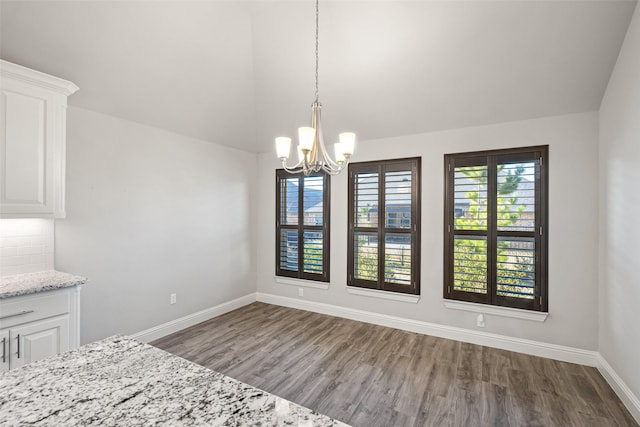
[0,290,69,329]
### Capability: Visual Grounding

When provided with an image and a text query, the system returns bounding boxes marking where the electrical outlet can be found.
[298,288,304,297]
[170,293,177,305]
[477,314,485,328]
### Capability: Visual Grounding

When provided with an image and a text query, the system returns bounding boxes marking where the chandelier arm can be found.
[281,158,305,174]
[317,136,344,169]
[312,101,343,171]
[321,163,346,176]
[320,148,341,169]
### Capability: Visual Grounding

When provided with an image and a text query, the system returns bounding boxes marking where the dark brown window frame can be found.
[275,170,330,282]
[347,157,421,295]
[444,146,548,312]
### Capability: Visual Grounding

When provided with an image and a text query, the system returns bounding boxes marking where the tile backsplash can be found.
[0,218,55,277]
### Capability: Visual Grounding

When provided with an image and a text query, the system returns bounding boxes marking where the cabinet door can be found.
[0,80,57,216]
[0,329,9,373]
[10,315,69,370]
[0,61,77,219]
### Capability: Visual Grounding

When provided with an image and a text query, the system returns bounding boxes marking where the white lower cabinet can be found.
[1,315,70,372]
[0,286,79,372]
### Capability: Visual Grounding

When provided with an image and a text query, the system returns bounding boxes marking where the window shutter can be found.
[495,159,537,301]
[452,162,489,296]
[276,171,330,282]
[348,158,421,295]
[444,147,547,311]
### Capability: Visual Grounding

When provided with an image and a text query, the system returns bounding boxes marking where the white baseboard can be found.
[597,354,640,424]
[256,292,599,367]
[131,293,257,343]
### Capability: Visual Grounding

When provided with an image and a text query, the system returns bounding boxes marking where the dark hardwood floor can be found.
[152,302,637,427]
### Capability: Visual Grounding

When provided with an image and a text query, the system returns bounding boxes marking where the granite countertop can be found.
[0,335,349,426]
[0,270,87,299]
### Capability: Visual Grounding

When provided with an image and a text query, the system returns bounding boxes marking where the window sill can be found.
[347,287,420,303]
[443,300,548,322]
[275,276,329,290]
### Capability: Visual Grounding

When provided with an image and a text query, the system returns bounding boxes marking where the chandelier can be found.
[275,0,355,176]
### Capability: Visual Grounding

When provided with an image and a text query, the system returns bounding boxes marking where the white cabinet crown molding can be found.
[0,60,78,96]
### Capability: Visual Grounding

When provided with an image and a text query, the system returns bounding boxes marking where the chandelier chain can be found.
[314,0,319,103]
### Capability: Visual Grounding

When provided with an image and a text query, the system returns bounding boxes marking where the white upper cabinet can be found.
[0,60,78,218]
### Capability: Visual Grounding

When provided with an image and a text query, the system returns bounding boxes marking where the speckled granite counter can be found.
[0,270,86,298]
[0,335,349,426]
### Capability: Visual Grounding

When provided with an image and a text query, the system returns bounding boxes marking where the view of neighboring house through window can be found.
[444,146,548,311]
[348,158,421,295]
[275,170,330,282]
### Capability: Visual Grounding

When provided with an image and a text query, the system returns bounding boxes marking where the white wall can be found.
[599,3,640,402]
[257,112,600,350]
[56,106,257,344]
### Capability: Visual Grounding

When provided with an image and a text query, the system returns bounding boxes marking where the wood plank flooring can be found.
[152,302,637,427]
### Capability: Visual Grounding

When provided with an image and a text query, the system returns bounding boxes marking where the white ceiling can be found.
[1,1,636,153]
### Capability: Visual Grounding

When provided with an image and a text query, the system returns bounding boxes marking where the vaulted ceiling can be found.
[1,1,636,153]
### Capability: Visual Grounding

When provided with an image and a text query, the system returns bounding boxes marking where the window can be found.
[348,158,421,295]
[276,170,330,282]
[444,146,548,311]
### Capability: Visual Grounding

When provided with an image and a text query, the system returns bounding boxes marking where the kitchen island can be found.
[0,335,348,426]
